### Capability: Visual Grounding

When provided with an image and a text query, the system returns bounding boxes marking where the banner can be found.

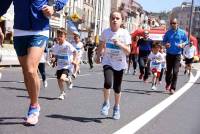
[66,20,79,34]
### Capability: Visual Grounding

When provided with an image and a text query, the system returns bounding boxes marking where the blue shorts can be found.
[13,35,48,56]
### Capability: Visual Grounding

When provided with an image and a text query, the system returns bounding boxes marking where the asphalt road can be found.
[0,63,200,134]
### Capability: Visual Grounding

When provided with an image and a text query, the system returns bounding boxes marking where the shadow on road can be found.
[0,80,24,83]
[46,114,111,123]
[17,95,58,100]
[0,86,26,91]
[0,117,25,125]
[123,79,144,83]
[123,89,168,95]
[73,85,102,91]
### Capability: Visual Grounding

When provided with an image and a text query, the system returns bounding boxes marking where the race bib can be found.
[106,43,122,61]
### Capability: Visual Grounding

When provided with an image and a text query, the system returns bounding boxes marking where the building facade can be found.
[111,0,145,33]
[170,2,200,41]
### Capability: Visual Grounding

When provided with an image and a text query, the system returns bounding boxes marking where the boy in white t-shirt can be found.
[183,41,196,75]
[51,28,78,100]
[148,42,164,90]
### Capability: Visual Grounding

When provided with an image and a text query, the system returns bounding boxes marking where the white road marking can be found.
[114,71,200,134]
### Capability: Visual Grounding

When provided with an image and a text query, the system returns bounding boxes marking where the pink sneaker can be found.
[139,74,144,80]
[165,84,171,91]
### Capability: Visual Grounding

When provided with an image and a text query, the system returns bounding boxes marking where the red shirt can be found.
[131,41,139,54]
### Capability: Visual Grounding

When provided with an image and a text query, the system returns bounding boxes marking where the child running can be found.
[51,28,78,100]
[158,46,166,84]
[183,41,196,75]
[148,42,164,90]
[96,10,131,120]
[72,32,84,78]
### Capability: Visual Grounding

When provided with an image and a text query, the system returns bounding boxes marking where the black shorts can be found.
[56,69,70,79]
[185,58,193,65]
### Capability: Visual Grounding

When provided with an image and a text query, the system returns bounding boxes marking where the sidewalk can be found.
[0,43,19,66]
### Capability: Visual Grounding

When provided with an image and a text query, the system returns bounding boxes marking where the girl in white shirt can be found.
[96,11,131,120]
[183,42,196,75]
[72,32,84,78]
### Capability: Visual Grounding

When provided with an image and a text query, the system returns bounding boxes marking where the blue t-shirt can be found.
[163,28,188,55]
[137,38,153,52]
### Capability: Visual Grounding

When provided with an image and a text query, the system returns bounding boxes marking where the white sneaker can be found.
[58,92,66,100]
[151,85,157,90]
[67,76,73,89]
[43,80,48,88]
[0,73,2,79]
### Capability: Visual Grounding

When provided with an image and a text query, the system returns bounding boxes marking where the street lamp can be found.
[188,0,194,41]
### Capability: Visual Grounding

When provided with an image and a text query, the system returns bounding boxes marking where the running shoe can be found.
[139,74,144,79]
[144,79,148,83]
[58,91,66,100]
[25,104,40,125]
[169,89,175,95]
[151,85,157,90]
[72,73,77,79]
[133,70,136,75]
[112,106,120,120]
[165,84,171,91]
[66,76,73,89]
[100,102,110,116]
[77,70,80,74]
[184,70,187,74]
[43,80,48,88]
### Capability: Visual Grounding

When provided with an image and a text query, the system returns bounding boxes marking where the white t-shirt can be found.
[183,45,196,59]
[100,28,131,71]
[51,41,77,70]
[160,52,166,69]
[72,41,84,61]
[40,52,47,63]
[148,52,164,72]
[14,29,49,37]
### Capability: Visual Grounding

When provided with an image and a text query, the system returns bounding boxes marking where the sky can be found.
[136,0,200,12]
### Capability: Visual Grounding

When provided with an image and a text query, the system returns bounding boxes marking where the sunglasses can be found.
[170,22,177,25]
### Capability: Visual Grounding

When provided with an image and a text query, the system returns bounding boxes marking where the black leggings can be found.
[103,65,124,94]
[38,63,46,81]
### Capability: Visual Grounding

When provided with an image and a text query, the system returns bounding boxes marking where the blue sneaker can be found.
[112,106,120,120]
[25,105,40,125]
[100,102,110,116]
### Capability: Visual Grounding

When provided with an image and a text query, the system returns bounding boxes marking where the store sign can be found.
[71,13,80,22]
